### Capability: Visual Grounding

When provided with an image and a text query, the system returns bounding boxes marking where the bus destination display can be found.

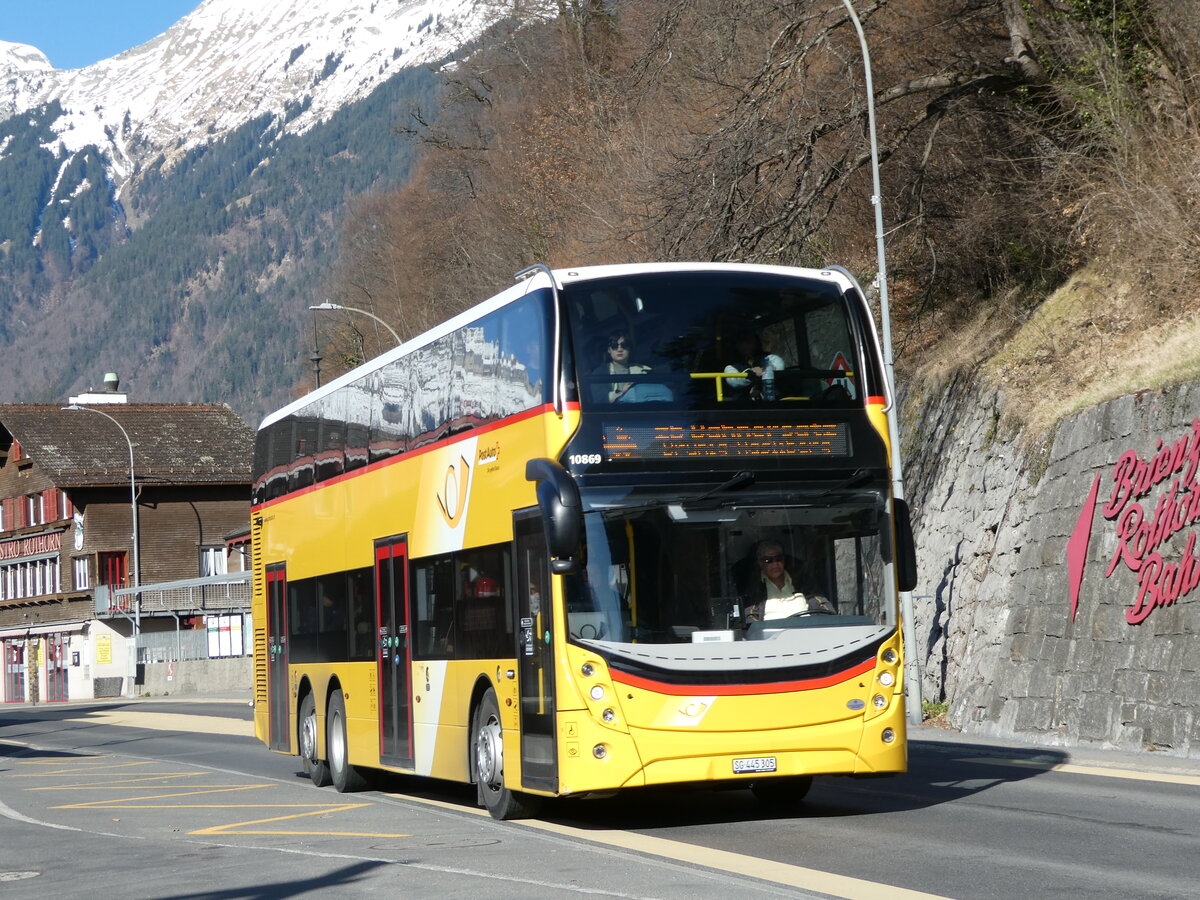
[601,422,851,461]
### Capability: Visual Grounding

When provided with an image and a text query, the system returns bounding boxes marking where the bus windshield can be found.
[564,270,870,410]
[563,486,896,649]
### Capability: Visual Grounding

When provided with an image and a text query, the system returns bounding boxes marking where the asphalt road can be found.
[1,696,1197,899]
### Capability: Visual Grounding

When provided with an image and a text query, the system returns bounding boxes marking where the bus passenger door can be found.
[514,511,557,792]
[266,564,289,751]
[376,536,413,768]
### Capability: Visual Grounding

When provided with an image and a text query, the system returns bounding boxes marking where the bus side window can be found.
[412,558,455,660]
[347,568,374,661]
[288,579,318,664]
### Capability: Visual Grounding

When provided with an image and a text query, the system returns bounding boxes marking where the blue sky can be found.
[1,1,201,69]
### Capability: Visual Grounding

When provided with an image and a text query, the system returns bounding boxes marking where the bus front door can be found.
[266,564,289,751]
[376,536,413,768]
[514,511,557,792]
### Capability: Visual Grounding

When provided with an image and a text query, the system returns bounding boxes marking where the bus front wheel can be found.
[327,689,371,793]
[299,692,331,787]
[472,688,539,820]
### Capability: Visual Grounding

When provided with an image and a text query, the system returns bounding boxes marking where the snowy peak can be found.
[0,40,54,75]
[0,0,505,182]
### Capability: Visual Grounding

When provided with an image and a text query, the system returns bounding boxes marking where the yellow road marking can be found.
[525,819,953,900]
[27,774,206,789]
[189,804,409,838]
[958,756,1200,786]
[52,785,275,807]
[10,758,411,840]
[12,761,158,776]
[382,791,952,900]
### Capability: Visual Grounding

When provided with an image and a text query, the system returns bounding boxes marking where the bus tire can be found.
[472,688,539,820]
[327,689,370,793]
[298,692,331,787]
[751,775,813,807]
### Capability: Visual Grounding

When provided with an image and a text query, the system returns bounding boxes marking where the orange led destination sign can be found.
[602,422,850,460]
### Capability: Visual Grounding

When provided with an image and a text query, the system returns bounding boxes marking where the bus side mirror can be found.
[894,498,918,593]
[526,458,582,574]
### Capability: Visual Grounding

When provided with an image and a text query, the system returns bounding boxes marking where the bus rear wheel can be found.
[299,693,331,787]
[472,688,539,820]
[327,689,371,793]
[751,775,813,807]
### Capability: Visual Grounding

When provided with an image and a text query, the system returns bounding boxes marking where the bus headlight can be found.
[882,728,896,743]
[593,744,608,759]
[590,685,605,701]
[602,708,616,723]
[882,649,897,664]
[878,671,895,687]
[873,694,887,709]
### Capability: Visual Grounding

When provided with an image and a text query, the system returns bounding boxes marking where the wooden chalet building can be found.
[0,395,253,701]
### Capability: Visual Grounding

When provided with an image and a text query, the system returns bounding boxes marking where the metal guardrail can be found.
[101,571,252,616]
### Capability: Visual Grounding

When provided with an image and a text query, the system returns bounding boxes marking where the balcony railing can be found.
[100,571,252,616]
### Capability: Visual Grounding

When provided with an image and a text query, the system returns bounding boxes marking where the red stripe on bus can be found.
[609,656,875,696]
[866,396,886,405]
[252,401,576,512]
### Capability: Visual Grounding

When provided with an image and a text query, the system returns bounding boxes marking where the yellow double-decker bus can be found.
[252,262,916,818]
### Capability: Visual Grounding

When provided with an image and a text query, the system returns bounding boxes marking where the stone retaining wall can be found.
[908,378,1200,757]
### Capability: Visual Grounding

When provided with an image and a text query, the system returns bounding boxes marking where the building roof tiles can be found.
[0,403,253,487]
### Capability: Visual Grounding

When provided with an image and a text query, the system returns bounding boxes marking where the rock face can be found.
[908,378,1200,757]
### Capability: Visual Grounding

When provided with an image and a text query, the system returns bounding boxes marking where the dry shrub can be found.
[322,0,1200,404]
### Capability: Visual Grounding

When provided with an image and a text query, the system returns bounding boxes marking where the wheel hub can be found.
[476,716,503,787]
[301,713,317,760]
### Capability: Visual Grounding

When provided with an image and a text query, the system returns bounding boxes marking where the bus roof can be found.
[260,262,865,430]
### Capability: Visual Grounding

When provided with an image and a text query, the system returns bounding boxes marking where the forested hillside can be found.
[324,0,1200,435]
[0,65,439,422]
[2,1,1194,428]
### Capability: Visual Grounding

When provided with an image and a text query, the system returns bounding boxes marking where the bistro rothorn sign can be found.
[1068,419,1200,625]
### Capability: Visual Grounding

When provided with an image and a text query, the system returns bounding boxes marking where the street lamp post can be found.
[62,404,141,641]
[309,301,401,346]
[840,0,923,724]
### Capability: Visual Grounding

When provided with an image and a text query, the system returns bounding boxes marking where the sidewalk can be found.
[1,689,253,711]
[912,720,1200,777]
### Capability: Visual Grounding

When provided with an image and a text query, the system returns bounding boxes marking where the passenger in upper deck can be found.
[593,330,672,403]
[723,332,786,400]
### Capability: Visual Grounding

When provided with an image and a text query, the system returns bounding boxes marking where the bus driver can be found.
[743,540,833,626]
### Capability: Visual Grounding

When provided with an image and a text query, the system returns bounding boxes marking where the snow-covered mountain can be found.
[0,0,502,190]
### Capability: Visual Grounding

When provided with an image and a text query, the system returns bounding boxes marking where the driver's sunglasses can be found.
[759,554,784,564]
[608,339,630,349]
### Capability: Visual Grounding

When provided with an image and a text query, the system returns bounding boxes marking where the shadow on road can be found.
[154,861,387,900]
[361,734,1070,832]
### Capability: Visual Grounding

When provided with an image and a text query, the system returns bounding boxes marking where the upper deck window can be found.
[254,290,552,503]
[564,271,870,411]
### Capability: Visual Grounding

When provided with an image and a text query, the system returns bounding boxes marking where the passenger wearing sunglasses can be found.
[742,540,834,627]
[595,331,655,403]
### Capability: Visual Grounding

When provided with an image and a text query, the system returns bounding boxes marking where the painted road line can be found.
[190,804,410,838]
[521,819,956,900]
[26,774,206,789]
[383,790,954,900]
[12,757,412,840]
[11,760,161,777]
[958,757,1200,787]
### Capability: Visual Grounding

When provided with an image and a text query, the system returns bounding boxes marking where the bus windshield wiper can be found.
[816,468,874,498]
[695,470,755,501]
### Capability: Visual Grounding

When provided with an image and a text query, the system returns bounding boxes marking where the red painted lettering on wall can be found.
[0,531,63,561]
[1072,418,1200,625]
